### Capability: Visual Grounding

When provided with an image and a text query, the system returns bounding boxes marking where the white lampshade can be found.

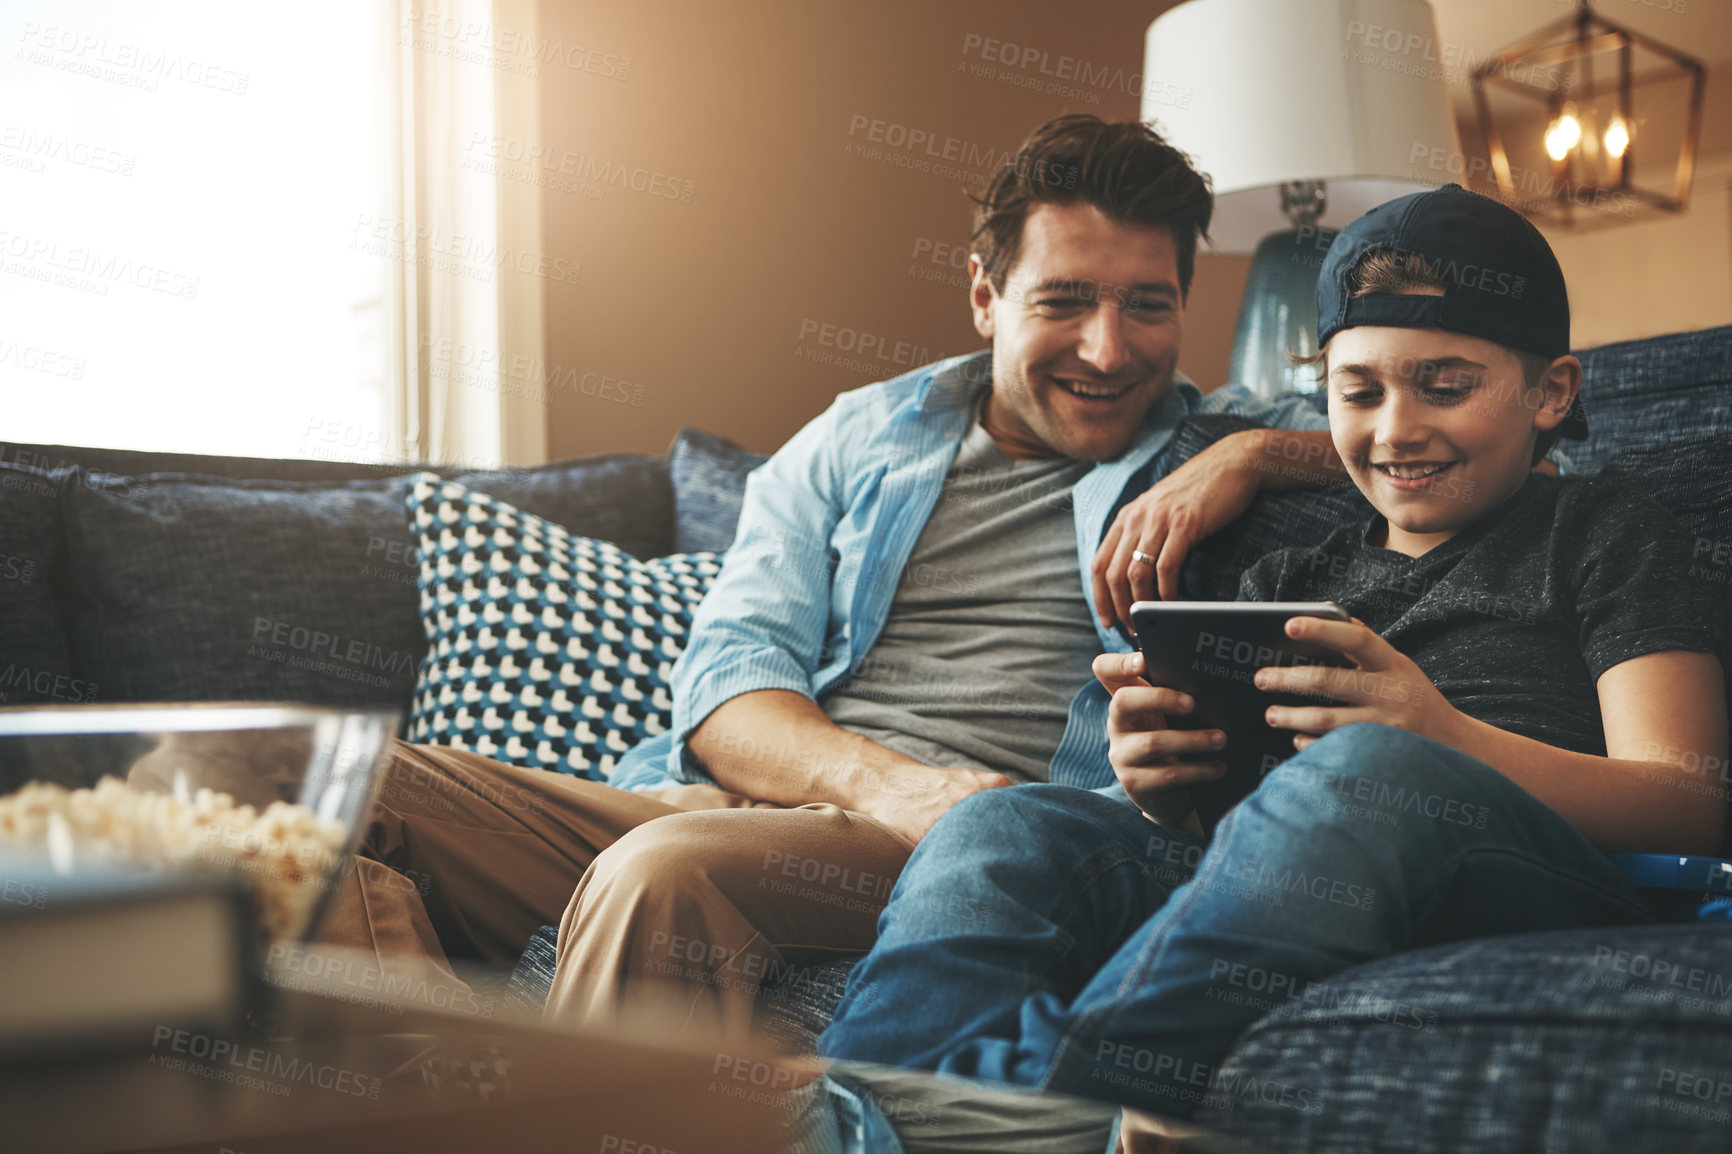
[1144,0,1463,251]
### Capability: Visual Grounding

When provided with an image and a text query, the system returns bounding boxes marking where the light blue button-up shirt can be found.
[610,351,1330,793]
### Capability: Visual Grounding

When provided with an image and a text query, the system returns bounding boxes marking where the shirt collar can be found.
[912,351,994,413]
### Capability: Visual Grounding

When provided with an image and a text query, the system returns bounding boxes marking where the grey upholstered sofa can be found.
[3,325,1730,1152]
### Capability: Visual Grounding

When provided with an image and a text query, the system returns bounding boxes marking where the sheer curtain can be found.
[379,0,547,470]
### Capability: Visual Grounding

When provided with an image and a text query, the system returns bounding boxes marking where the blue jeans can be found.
[817,724,1667,1120]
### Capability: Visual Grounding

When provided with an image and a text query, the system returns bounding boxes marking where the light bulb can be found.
[1605,117,1630,159]
[1545,108,1582,161]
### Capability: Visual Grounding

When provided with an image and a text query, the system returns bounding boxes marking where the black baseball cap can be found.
[1316,183,1586,440]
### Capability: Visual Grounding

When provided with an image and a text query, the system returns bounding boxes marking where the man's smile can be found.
[1054,376,1137,402]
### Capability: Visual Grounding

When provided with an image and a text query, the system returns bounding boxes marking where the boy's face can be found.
[969,201,1185,462]
[1325,320,1577,557]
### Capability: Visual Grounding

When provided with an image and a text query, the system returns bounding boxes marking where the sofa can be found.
[3,324,1730,1153]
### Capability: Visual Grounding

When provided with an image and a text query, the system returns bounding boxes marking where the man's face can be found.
[970,202,1184,462]
[1325,321,1576,556]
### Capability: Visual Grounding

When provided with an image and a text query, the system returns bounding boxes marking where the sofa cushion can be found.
[57,454,674,716]
[60,471,427,714]
[451,456,675,563]
[1571,324,1732,474]
[405,475,721,780]
[667,428,768,555]
[1196,922,1732,1153]
[0,462,88,706]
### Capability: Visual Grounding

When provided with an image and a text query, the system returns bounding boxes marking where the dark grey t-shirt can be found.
[1241,474,1726,757]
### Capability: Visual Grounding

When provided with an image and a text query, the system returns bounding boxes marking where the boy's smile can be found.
[1325,322,1577,558]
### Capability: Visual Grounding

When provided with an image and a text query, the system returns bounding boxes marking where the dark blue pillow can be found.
[452,455,674,563]
[668,428,767,554]
[61,471,427,714]
[57,453,674,717]
[0,462,87,705]
[1572,325,1732,474]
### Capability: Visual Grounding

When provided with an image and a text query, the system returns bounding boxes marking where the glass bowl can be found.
[0,703,396,946]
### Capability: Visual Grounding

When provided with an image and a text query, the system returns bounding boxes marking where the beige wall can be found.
[533,0,1255,458]
[532,2,1728,460]
[1545,156,1732,349]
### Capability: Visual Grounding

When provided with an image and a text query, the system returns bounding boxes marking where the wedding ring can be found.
[1131,549,1157,567]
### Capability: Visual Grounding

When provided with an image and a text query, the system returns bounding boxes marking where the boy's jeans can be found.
[817,724,1670,1120]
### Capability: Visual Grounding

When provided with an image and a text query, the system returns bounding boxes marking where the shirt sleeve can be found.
[1198,383,1330,432]
[1563,478,1726,681]
[665,396,853,780]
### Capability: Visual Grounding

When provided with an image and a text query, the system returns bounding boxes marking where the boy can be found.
[816,184,1729,1120]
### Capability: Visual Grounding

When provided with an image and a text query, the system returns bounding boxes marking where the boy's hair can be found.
[970,115,1213,299]
[1305,249,1560,466]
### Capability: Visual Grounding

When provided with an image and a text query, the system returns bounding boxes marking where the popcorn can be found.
[0,776,349,946]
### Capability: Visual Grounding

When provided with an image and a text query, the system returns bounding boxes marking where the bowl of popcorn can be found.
[0,703,397,947]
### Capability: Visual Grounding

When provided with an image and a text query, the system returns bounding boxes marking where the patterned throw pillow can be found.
[404,474,722,780]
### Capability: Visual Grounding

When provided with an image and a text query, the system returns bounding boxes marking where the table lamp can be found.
[1144,0,1462,395]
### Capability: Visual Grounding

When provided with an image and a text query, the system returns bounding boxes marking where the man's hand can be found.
[849,762,1013,846]
[1091,433,1263,627]
[1096,652,1226,827]
[1092,428,1344,632]
[1254,616,1463,750]
[689,690,1010,845]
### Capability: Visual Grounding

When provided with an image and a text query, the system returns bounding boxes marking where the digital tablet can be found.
[1129,600,1352,830]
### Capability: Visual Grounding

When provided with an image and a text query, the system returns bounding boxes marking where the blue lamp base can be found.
[1226,227,1338,398]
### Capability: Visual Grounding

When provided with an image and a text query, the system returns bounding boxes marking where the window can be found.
[1,0,388,460]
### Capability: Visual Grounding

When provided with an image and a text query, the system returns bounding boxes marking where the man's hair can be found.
[1311,249,1560,466]
[970,115,1213,299]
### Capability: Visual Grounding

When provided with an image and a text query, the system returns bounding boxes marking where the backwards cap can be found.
[1316,183,1585,440]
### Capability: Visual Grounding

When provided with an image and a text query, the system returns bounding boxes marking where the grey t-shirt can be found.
[1241,474,1727,757]
[818,413,1099,781]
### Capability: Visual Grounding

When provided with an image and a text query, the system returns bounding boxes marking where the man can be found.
[318,114,1345,1036]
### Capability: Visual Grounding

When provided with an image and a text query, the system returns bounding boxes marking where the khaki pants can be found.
[318,740,914,1038]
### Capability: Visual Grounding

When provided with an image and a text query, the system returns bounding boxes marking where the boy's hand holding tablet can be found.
[1253,611,1460,752]
[1106,601,1466,830]
[1093,649,1227,829]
